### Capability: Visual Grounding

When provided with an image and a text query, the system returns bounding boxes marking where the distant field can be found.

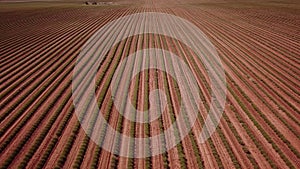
[0,0,299,168]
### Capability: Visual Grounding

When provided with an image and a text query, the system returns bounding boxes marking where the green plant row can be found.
[1,20,91,109]
[1,67,73,169]
[205,17,299,122]
[74,37,127,168]
[72,136,90,169]
[220,41,300,137]
[228,83,295,168]
[79,38,126,168]
[0,26,87,130]
[0,14,87,84]
[18,82,73,168]
[226,65,299,159]
[191,12,299,132]
[105,35,136,169]
[222,113,259,168]
[205,11,299,97]
[0,48,72,125]
[183,16,297,167]
[127,36,144,169]
[0,7,89,63]
[0,53,75,154]
[216,126,241,168]
[55,122,81,169]
[151,37,170,168]
[36,106,74,169]
[165,29,228,168]
[229,103,277,168]
[143,34,152,169]
[84,32,136,168]
[178,36,245,168]
[160,48,188,169]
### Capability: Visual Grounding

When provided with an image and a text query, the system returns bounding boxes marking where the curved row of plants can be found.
[0,27,89,136]
[204,9,300,102]
[1,57,75,168]
[53,9,132,168]
[176,8,298,168]
[162,10,242,168]
[0,8,124,168]
[186,8,298,156]
[0,7,89,59]
[200,15,300,155]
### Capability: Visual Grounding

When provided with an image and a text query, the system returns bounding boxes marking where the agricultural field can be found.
[0,0,299,168]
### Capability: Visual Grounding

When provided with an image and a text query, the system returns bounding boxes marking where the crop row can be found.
[172,8,296,168]
[0,10,108,107]
[57,12,135,167]
[169,27,243,168]
[0,8,125,168]
[207,22,300,157]
[143,34,152,168]
[0,30,80,130]
[227,78,295,168]
[185,9,299,118]
[203,19,300,146]
[0,54,75,154]
[0,8,94,59]
[35,106,74,169]
[18,84,73,168]
[1,63,73,168]
[158,13,239,168]
[185,9,299,162]
[204,9,299,107]
[0,17,96,126]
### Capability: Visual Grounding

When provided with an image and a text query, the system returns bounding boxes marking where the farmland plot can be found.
[0,0,299,168]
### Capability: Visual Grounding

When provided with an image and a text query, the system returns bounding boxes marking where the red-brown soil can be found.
[0,0,299,168]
